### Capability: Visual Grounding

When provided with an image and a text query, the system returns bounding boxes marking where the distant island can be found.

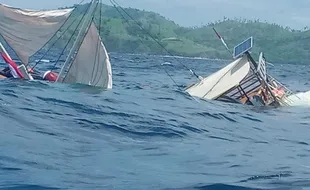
[63,3,310,64]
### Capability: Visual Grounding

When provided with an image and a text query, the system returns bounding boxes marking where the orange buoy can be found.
[43,71,58,82]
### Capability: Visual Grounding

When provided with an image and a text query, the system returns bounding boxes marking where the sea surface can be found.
[1,53,310,190]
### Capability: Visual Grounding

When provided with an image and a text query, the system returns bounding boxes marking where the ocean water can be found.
[1,53,310,190]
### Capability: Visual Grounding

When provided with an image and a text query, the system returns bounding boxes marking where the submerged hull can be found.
[185,52,294,107]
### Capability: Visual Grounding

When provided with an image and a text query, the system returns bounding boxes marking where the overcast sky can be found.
[0,0,309,29]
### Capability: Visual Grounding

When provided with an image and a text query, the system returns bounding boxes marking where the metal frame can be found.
[215,51,283,106]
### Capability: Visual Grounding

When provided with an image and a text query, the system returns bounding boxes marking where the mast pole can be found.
[56,0,98,82]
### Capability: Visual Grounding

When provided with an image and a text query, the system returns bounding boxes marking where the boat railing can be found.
[266,74,301,105]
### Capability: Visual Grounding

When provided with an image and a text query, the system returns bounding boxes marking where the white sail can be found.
[61,22,112,89]
[0,4,73,65]
[185,54,250,100]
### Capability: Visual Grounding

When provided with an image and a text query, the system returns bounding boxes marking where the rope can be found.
[90,0,103,86]
[62,2,100,82]
[29,0,88,70]
[110,2,182,89]
[31,11,81,70]
[109,0,201,80]
[51,2,93,72]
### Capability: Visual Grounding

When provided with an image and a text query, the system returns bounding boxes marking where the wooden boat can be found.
[185,36,298,107]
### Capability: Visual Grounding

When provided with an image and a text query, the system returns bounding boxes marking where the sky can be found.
[0,0,309,29]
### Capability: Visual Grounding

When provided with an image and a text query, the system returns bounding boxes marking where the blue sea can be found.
[1,53,310,190]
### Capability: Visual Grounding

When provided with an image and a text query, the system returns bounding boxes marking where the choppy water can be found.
[1,53,310,190]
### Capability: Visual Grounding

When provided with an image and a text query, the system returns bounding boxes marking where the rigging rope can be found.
[109,0,201,81]
[30,0,88,70]
[109,1,182,89]
[90,0,103,86]
[51,2,93,72]
[31,12,81,70]
[61,2,100,82]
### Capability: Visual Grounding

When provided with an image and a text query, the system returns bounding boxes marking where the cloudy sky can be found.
[0,0,309,29]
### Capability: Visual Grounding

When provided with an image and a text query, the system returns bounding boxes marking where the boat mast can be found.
[56,0,99,82]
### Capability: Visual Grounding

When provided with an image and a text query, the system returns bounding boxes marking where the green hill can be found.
[63,3,310,64]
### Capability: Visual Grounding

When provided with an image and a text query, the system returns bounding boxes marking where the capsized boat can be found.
[184,36,299,107]
[0,0,112,89]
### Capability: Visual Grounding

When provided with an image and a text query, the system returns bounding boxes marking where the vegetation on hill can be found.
[62,3,310,64]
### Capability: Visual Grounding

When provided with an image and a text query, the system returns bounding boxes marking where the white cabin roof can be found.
[185,54,251,100]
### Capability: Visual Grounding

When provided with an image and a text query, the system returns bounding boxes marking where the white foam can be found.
[285,90,310,107]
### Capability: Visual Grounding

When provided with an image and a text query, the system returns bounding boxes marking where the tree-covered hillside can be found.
[64,3,310,64]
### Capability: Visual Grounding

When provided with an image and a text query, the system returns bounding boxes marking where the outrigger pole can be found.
[0,42,23,78]
[0,42,33,79]
[0,42,12,60]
